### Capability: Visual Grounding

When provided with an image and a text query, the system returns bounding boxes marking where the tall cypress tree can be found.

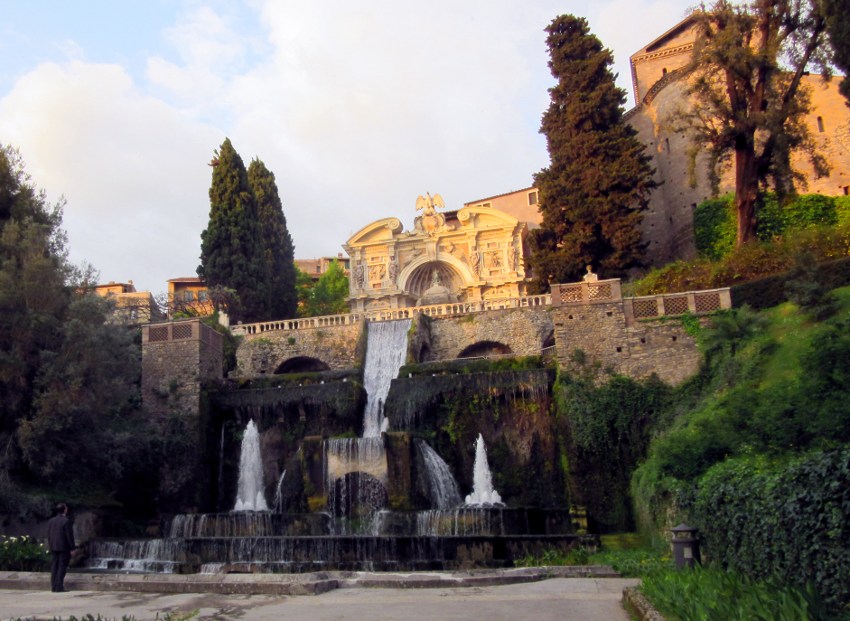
[528,15,656,291]
[248,158,297,319]
[198,138,266,321]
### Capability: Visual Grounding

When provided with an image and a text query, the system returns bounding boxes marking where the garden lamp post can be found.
[671,523,701,569]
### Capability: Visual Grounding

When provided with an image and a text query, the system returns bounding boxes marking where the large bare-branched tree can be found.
[679,0,833,246]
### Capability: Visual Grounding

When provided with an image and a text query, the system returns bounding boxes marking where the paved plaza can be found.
[0,576,638,621]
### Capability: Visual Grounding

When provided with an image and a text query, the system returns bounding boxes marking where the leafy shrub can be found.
[687,450,850,610]
[0,535,49,571]
[641,567,831,621]
[693,193,839,262]
[590,547,672,578]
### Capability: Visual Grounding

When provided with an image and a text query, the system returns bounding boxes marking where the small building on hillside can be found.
[92,281,164,325]
[166,277,213,318]
[295,254,351,280]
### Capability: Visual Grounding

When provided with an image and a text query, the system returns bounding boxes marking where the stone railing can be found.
[143,318,222,351]
[550,279,622,306]
[231,312,363,335]
[623,287,732,322]
[231,294,552,335]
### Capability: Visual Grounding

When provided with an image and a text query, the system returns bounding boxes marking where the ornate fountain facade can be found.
[344,194,528,313]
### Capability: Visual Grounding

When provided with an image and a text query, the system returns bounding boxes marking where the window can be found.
[817,116,825,132]
[198,290,208,302]
[183,290,194,302]
[527,191,538,206]
[662,67,667,76]
[315,265,321,273]
[844,186,849,196]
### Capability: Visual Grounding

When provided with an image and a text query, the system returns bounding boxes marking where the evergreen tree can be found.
[678,1,831,246]
[247,158,297,319]
[198,138,266,322]
[0,145,149,509]
[528,15,656,292]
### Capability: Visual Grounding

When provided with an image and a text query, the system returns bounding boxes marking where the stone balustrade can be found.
[230,281,731,337]
[231,294,552,335]
[623,287,731,323]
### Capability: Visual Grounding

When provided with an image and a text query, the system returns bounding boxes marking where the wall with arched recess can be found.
[235,321,365,376]
[425,308,554,362]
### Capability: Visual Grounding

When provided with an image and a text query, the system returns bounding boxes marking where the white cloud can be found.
[0,0,696,294]
[0,61,221,293]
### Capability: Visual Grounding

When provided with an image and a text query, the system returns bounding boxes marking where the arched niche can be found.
[275,356,331,374]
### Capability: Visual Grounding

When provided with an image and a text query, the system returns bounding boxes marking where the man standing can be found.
[46,503,75,592]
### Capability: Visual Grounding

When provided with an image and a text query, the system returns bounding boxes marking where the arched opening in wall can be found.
[275,356,330,374]
[542,331,555,349]
[457,341,512,359]
[417,342,432,363]
[404,261,464,302]
[329,472,388,519]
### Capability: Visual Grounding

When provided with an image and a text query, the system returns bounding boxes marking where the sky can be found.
[0,0,695,294]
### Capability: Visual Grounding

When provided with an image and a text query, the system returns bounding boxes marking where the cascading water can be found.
[362,319,411,437]
[415,439,461,509]
[464,434,503,506]
[233,420,269,511]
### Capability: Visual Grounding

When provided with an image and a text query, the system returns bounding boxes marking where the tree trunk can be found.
[735,142,758,246]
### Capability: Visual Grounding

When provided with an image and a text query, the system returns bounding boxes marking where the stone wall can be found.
[235,321,365,376]
[142,320,223,416]
[426,308,553,361]
[552,302,700,386]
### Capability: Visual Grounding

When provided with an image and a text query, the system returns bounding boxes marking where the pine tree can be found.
[528,15,656,292]
[198,138,266,321]
[247,158,297,320]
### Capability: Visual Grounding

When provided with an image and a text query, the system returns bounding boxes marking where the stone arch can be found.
[275,356,330,374]
[457,341,512,359]
[399,255,473,299]
[329,472,389,519]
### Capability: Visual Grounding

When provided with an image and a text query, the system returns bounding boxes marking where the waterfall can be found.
[464,434,503,506]
[233,420,269,511]
[415,440,461,509]
[272,469,286,514]
[362,319,411,437]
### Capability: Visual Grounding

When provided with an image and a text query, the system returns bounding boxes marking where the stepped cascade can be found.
[86,317,580,573]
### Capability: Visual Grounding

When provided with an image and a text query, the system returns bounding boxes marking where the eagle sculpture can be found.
[415,192,445,216]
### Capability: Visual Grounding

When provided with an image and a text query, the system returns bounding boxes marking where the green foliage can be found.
[687,450,850,611]
[301,259,349,317]
[824,0,850,106]
[695,194,841,261]
[556,370,671,532]
[0,535,48,571]
[400,355,545,378]
[198,138,266,322]
[632,222,850,296]
[590,547,672,578]
[678,1,831,245]
[528,15,655,291]
[641,566,831,621]
[247,158,297,320]
[0,145,153,516]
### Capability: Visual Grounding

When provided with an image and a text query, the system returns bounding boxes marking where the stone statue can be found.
[388,257,399,285]
[583,265,598,282]
[354,263,365,289]
[414,192,447,236]
[430,269,442,288]
[415,192,444,216]
[470,249,480,277]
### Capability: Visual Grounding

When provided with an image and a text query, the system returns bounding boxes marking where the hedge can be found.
[687,449,850,610]
[731,256,850,309]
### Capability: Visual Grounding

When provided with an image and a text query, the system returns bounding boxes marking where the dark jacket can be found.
[46,514,75,552]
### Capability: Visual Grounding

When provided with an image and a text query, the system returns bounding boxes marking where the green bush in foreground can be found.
[0,535,48,571]
[640,567,837,621]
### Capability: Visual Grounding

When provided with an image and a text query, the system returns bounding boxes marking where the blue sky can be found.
[0,0,695,294]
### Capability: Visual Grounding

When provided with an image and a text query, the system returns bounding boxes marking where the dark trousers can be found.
[50,551,70,592]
